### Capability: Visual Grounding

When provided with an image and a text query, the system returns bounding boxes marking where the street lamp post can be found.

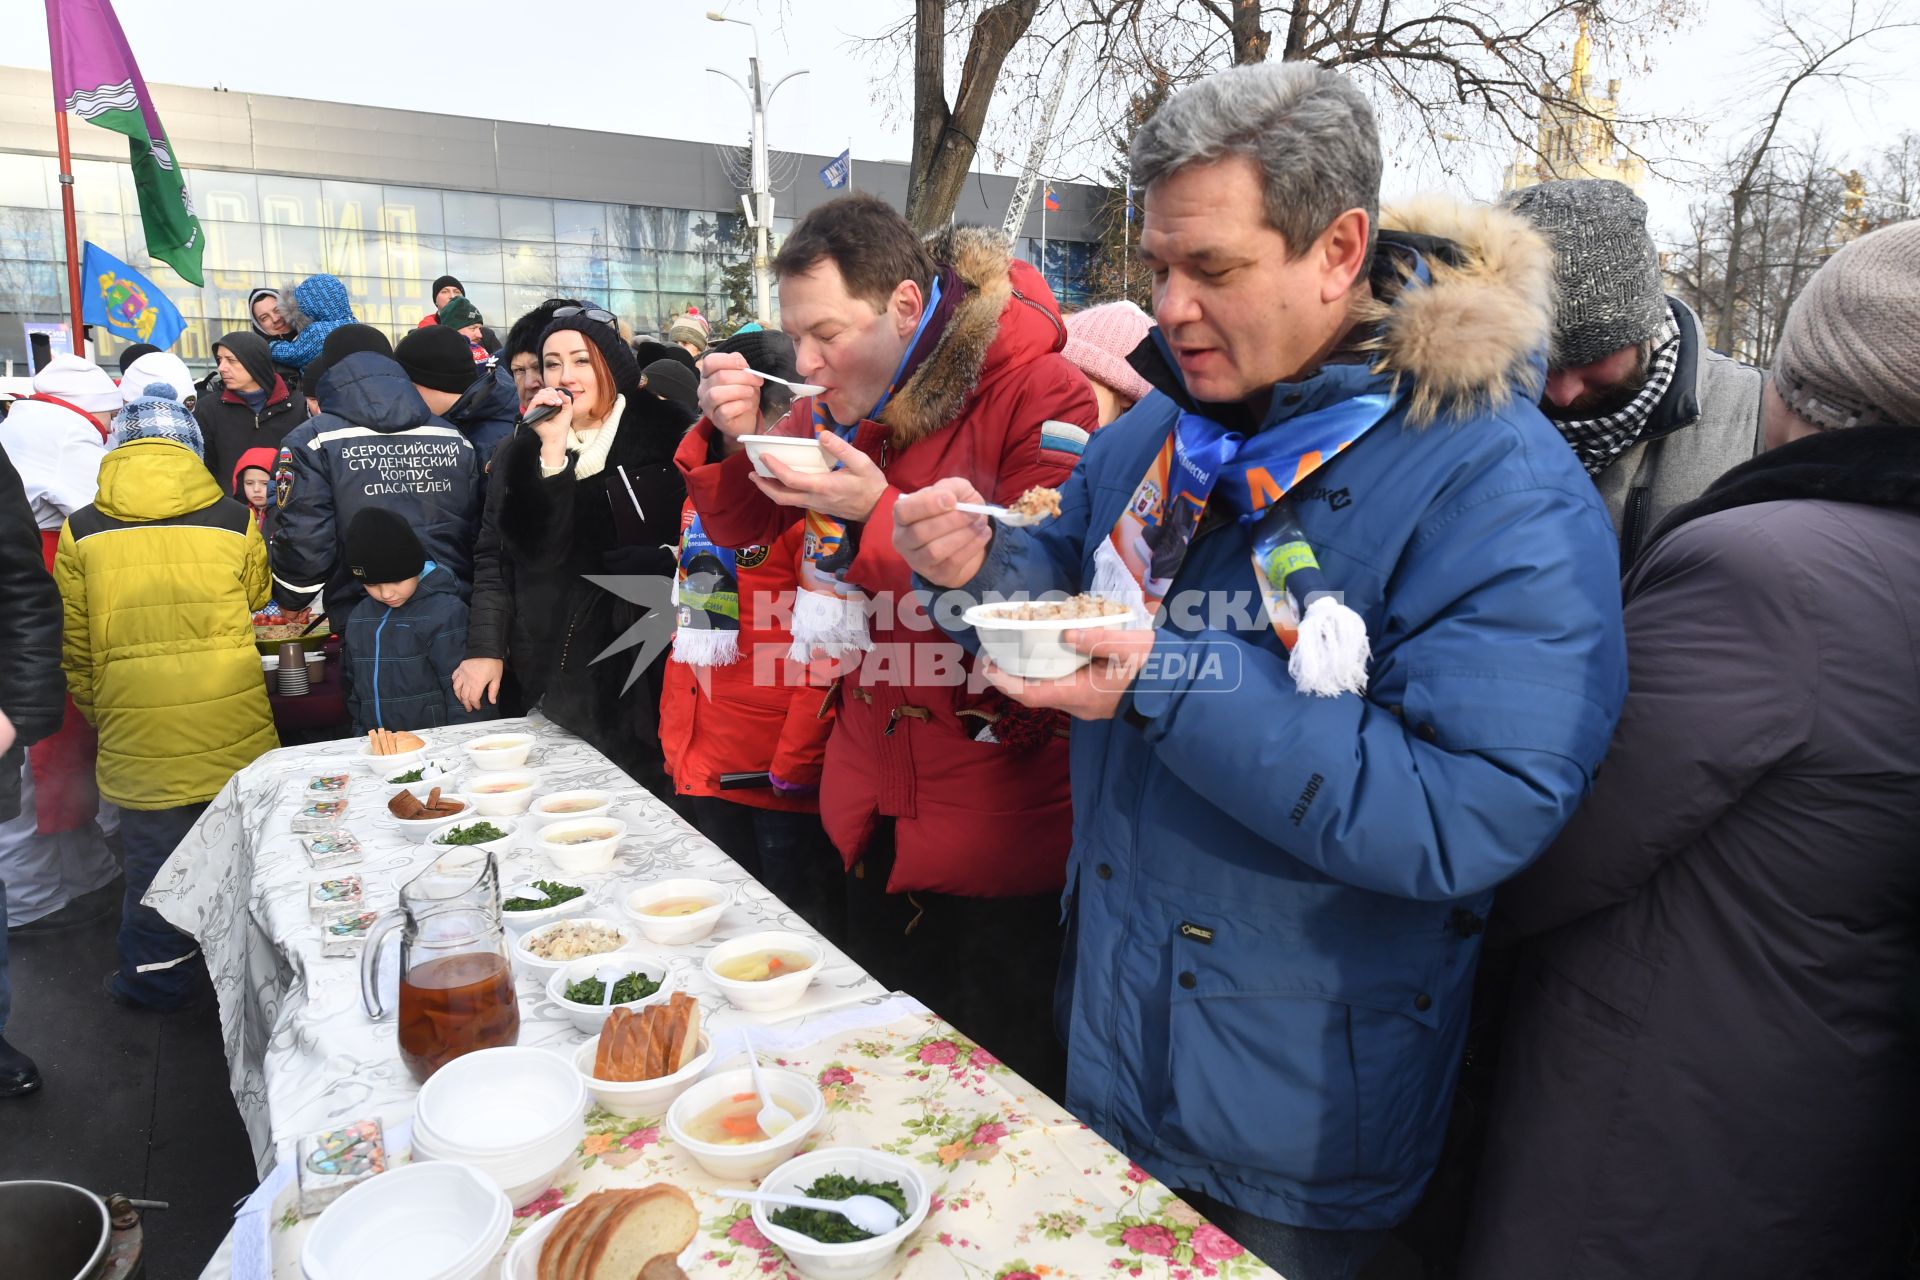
[707,11,807,325]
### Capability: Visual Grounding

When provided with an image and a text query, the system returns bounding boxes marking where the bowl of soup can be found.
[535,817,629,874]
[466,768,539,817]
[665,1066,825,1180]
[530,789,613,828]
[703,930,824,1013]
[463,732,536,771]
[623,879,728,946]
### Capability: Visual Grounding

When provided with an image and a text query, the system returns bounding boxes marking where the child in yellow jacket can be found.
[53,385,278,1011]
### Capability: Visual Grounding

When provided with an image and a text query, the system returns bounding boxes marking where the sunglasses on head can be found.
[552,305,618,326]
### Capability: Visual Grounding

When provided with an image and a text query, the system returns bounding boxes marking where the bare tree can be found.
[897,0,1044,232]
[874,0,1694,235]
[1862,129,1919,229]
[1711,0,1917,353]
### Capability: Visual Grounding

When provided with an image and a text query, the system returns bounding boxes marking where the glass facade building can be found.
[0,68,1103,372]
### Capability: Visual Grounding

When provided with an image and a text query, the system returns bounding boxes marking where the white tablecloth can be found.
[145,714,888,1162]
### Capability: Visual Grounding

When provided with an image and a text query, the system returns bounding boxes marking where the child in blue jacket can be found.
[341,507,487,732]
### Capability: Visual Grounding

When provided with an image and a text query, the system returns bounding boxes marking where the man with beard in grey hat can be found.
[1505,178,1766,566]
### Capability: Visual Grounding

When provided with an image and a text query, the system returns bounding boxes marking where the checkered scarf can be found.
[1552,315,1680,475]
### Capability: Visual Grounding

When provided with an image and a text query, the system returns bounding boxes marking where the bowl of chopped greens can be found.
[499,878,592,933]
[425,815,520,857]
[752,1147,931,1279]
[545,951,674,1032]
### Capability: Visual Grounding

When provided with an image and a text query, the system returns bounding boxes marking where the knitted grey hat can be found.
[1772,221,1920,431]
[1503,178,1668,368]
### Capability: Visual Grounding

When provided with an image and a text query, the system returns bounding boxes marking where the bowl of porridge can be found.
[962,593,1138,680]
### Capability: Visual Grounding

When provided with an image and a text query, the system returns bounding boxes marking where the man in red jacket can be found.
[683,193,1097,1097]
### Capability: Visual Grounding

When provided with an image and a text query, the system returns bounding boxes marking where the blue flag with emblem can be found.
[819,149,851,190]
[80,240,185,349]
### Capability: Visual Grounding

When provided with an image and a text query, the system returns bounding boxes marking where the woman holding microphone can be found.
[454,306,691,791]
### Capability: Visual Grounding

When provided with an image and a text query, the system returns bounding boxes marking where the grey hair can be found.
[1131,63,1381,261]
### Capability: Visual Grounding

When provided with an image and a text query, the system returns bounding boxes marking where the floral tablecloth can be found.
[150,714,1281,1280]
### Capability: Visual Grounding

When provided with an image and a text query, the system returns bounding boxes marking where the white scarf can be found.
[539,394,625,479]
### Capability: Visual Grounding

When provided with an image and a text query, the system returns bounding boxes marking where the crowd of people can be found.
[1,57,1917,1280]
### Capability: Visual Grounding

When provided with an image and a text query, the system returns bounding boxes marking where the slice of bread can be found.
[594,1009,629,1081]
[583,1185,699,1280]
[549,1190,639,1280]
[656,993,700,1075]
[539,1190,610,1280]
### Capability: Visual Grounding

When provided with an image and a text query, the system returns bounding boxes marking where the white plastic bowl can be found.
[425,813,519,857]
[464,732,536,771]
[535,817,628,875]
[741,433,832,478]
[413,1046,587,1156]
[500,879,595,933]
[665,1066,825,1181]
[962,599,1139,680]
[574,1028,715,1117]
[356,735,430,774]
[530,788,614,827]
[753,1147,934,1280]
[511,915,637,983]
[623,879,728,946]
[389,793,475,842]
[545,951,675,1034]
[409,1122,577,1210]
[703,930,824,1013]
[466,768,540,817]
[301,1160,510,1280]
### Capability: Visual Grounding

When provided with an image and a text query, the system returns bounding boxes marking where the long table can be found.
[150,716,1281,1280]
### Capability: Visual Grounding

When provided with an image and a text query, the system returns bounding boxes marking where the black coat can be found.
[0,445,65,822]
[1463,426,1920,1279]
[470,392,689,790]
[197,330,310,489]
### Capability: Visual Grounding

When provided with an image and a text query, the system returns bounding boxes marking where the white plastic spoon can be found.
[954,500,1049,528]
[715,1187,904,1236]
[746,369,827,397]
[740,1029,792,1138]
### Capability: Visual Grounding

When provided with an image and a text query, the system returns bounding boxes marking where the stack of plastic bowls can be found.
[301,1161,510,1280]
[410,1046,586,1208]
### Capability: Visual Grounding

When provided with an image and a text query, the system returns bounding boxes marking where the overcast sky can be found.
[12,0,1918,245]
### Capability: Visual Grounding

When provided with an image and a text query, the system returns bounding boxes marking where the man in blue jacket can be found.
[269,326,483,623]
[895,63,1626,1279]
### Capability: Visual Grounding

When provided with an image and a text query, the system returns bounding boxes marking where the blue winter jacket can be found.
[269,352,482,621]
[934,205,1627,1230]
[343,563,487,733]
[270,274,355,371]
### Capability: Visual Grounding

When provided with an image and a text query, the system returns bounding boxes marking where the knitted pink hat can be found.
[1063,301,1154,404]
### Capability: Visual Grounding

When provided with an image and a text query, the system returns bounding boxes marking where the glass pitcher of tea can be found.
[360,851,520,1081]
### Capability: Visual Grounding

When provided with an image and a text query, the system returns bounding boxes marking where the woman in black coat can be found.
[453,308,689,792]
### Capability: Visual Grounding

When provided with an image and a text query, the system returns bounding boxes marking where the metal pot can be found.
[0,1181,110,1280]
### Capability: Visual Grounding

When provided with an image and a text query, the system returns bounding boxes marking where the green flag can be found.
[46,0,205,285]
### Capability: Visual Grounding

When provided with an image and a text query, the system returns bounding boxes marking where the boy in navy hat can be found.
[340,507,488,733]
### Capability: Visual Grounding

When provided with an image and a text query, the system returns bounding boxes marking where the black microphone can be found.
[518,387,572,428]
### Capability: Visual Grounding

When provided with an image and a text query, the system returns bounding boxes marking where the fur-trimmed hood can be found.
[876,226,1066,446]
[1357,196,1555,426]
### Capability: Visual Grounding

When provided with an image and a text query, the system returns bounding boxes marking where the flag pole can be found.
[848,136,855,194]
[47,20,87,355]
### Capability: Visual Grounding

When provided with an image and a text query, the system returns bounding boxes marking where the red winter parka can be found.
[675,228,1098,897]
